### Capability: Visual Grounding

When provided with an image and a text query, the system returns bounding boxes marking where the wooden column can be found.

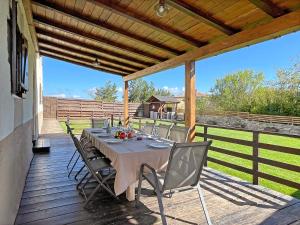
[185,60,196,142]
[124,81,129,127]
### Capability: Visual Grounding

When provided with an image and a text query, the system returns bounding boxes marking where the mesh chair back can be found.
[156,124,172,139]
[73,136,96,168]
[163,141,212,191]
[142,122,155,135]
[169,125,190,143]
[92,118,107,128]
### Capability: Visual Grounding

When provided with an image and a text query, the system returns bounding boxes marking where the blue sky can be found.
[43,31,300,100]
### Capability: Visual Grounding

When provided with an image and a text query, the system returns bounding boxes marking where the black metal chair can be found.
[136,141,213,225]
[72,136,117,208]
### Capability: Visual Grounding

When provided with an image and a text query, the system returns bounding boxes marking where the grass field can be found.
[60,119,300,199]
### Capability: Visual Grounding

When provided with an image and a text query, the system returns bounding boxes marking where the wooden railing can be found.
[199,111,300,125]
[131,117,300,190]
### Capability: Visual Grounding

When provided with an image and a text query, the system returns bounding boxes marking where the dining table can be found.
[82,127,173,201]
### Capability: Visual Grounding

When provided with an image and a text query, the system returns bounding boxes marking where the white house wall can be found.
[0,0,43,224]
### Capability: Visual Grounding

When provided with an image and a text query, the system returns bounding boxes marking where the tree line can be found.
[90,62,299,117]
[89,79,172,103]
[200,62,300,116]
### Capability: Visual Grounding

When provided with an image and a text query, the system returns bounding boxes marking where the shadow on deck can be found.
[15,133,300,225]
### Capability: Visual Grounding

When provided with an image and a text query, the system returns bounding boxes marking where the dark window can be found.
[8,0,29,98]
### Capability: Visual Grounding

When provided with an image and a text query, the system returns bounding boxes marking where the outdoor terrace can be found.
[15,120,300,225]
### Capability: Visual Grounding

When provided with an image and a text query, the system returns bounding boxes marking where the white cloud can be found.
[48,93,66,98]
[117,87,123,93]
[161,86,184,96]
[87,87,97,96]
[72,95,81,99]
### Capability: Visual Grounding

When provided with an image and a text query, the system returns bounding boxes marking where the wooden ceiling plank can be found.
[32,0,182,55]
[86,0,206,47]
[166,0,237,35]
[38,38,139,72]
[39,45,134,74]
[35,27,151,68]
[40,51,125,76]
[39,48,129,75]
[33,15,167,62]
[22,0,39,52]
[248,0,286,18]
[124,9,300,81]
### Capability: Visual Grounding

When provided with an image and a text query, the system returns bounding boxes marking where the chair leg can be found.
[156,190,167,225]
[67,150,77,169]
[75,165,86,181]
[68,155,80,178]
[83,183,102,208]
[135,169,143,207]
[197,183,212,225]
[76,171,89,190]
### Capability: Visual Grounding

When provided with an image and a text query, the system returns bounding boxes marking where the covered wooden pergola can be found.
[24,0,300,142]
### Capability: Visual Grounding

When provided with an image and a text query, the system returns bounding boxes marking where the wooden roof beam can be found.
[39,45,134,74]
[35,28,151,68]
[87,0,206,47]
[40,51,125,76]
[32,0,182,55]
[124,9,300,81]
[38,38,141,72]
[33,16,167,63]
[39,45,129,75]
[249,0,287,18]
[166,0,237,35]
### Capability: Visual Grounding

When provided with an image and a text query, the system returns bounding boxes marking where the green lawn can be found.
[60,119,300,199]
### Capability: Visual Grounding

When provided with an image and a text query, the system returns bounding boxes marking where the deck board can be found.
[15,133,300,225]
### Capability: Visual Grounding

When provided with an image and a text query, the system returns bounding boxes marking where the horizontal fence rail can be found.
[199,111,300,126]
[131,117,300,191]
[43,97,143,119]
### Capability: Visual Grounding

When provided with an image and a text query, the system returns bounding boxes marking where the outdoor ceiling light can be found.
[154,0,169,17]
[93,58,100,66]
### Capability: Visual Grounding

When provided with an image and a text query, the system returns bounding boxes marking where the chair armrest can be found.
[140,163,162,192]
[140,163,156,174]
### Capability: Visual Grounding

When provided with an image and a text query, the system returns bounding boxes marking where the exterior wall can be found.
[0,0,43,224]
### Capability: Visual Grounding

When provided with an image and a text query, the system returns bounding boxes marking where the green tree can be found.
[155,88,172,96]
[92,81,118,102]
[128,79,155,102]
[210,70,264,112]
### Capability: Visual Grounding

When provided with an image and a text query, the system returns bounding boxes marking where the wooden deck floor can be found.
[15,133,300,225]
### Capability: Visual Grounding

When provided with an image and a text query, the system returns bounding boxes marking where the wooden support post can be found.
[124,81,129,127]
[253,131,259,185]
[185,60,196,142]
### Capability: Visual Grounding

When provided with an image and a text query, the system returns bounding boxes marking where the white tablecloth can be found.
[82,128,171,196]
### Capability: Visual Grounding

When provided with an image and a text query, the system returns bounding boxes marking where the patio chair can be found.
[168,125,190,143]
[72,136,117,208]
[155,123,172,139]
[68,132,104,178]
[142,122,156,135]
[66,122,78,169]
[92,118,108,128]
[136,141,213,225]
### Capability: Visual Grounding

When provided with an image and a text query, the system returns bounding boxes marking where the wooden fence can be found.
[200,111,300,125]
[43,97,143,120]
[132,117,300,191]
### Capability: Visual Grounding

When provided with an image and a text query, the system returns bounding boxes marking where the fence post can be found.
[253,131,259,185]
[204,125,208,167]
